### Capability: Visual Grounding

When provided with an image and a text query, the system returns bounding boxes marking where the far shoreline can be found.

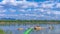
[0,20,60,25]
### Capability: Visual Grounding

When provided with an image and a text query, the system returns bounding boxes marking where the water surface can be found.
[0,24,60,34]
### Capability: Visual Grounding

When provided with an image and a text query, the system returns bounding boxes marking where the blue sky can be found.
[0,0,60,20]
[0,0,48,2]
[0,0,2,2]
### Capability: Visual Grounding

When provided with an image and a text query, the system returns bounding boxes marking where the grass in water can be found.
[0,29,6,34]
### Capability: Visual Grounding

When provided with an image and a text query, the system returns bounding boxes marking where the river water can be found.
[0,24,60,34]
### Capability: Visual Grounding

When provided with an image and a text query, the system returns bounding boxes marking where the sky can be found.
[0,0,60,20]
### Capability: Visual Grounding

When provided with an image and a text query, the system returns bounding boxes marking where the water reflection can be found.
[0,24,60,34]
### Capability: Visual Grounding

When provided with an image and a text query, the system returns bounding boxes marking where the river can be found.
[0,24,60,34]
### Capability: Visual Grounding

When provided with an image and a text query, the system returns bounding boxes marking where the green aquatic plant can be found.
[9,30,12,34]
[0,29,6,34]
[5,30,12,34]
[24,28,33,34]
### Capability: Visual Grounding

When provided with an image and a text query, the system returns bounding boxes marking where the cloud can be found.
[0,0,60,20]
[41,3,54,8]
[0,9,6,13]
[0,5,4,7]
[0,0,7,4]
[56,3,60,8]
[52,11,60,14]
[0,14,5,16]
[9,9,16,13]
[7,14,18,17]
[46,11,51,14]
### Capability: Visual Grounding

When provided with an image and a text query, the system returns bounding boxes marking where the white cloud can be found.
[27,2,38,7]
[0,0,60,20]
[36,14,44,17]
[21,5,29,9]
[33,8,41,12]
[1,0,8,4]
[19,14,37,16]
[9,9,16,13]
[0,9,6,13]
[46,10,52,14]
[10,0,16,3]
[56,3,60,8]
[0,14,19,17]
[47,12,51,14]
[24,14,37,16]
[53,11,60,14]
[1,0,16,4]
[8,14,18,16]
[19,14,45,18]
[19,9,25,12]
[10,2,17,6]
[0,14,5,16]
[0,5,4,8]
[41,3,54,8]
[39,8,45,12]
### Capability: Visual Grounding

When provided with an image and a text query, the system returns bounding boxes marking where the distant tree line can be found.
[0,20,60,24]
